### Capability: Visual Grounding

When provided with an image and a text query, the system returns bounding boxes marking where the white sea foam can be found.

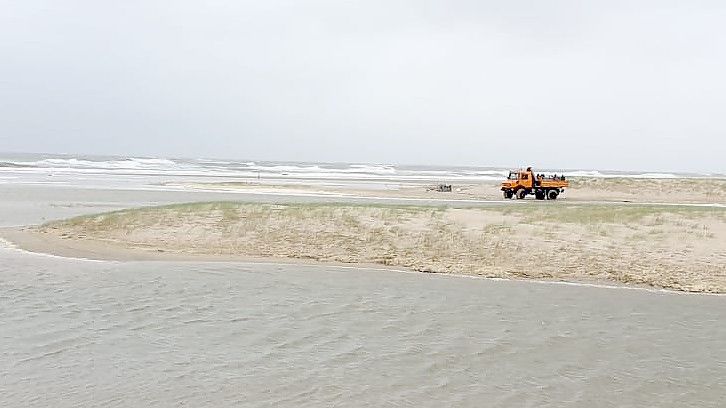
[15,157,179,171]
[0,155,717,185]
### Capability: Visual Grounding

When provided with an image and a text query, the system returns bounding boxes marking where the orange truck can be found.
[501,167,568,200]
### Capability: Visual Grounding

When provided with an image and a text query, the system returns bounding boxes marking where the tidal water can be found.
[0,153,714,192]
[0,180,724,407]
[2,250,725,407]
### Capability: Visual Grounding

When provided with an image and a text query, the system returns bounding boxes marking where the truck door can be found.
[520,172,532,188]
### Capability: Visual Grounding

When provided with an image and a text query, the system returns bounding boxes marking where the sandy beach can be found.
[3,168,724,293]
[1,162,725,407]
[174,177,726,204]
[6,199,725,293]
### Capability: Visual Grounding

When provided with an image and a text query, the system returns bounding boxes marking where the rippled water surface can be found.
[1,180,725,407]
[1,249,725,407]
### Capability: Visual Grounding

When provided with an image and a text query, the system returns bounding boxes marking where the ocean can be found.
[0,153,720,193]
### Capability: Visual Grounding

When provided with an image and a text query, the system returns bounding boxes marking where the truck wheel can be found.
[535,190,545,200]
[547,190,559,200]
[516,189,526,199]
[503,190,513,199]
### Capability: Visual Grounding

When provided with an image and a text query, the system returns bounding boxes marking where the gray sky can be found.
[1,1,724,172]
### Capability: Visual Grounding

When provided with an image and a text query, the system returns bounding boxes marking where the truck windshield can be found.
[508,172,518,180]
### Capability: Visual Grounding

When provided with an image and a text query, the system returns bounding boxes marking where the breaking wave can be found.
[0,155,716,182]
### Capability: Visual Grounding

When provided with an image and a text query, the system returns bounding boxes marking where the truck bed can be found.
[538,180,569,188]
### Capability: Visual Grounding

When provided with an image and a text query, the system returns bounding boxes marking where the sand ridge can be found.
[6,202,725,293]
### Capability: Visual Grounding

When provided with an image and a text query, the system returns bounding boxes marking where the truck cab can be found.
[502,171,533,190]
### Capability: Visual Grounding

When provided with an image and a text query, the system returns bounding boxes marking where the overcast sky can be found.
[1,1,724,172]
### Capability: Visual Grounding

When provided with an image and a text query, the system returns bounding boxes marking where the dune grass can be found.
[41,201,726,293]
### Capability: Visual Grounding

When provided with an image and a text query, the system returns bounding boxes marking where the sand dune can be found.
[7,202,725,293]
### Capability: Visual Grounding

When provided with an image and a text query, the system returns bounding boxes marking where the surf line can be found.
[0,237,110,263]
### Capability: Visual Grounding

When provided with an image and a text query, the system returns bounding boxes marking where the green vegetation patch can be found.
[47,201,724,232]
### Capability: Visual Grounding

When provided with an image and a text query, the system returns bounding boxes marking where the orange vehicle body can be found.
[501,168,569,200]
